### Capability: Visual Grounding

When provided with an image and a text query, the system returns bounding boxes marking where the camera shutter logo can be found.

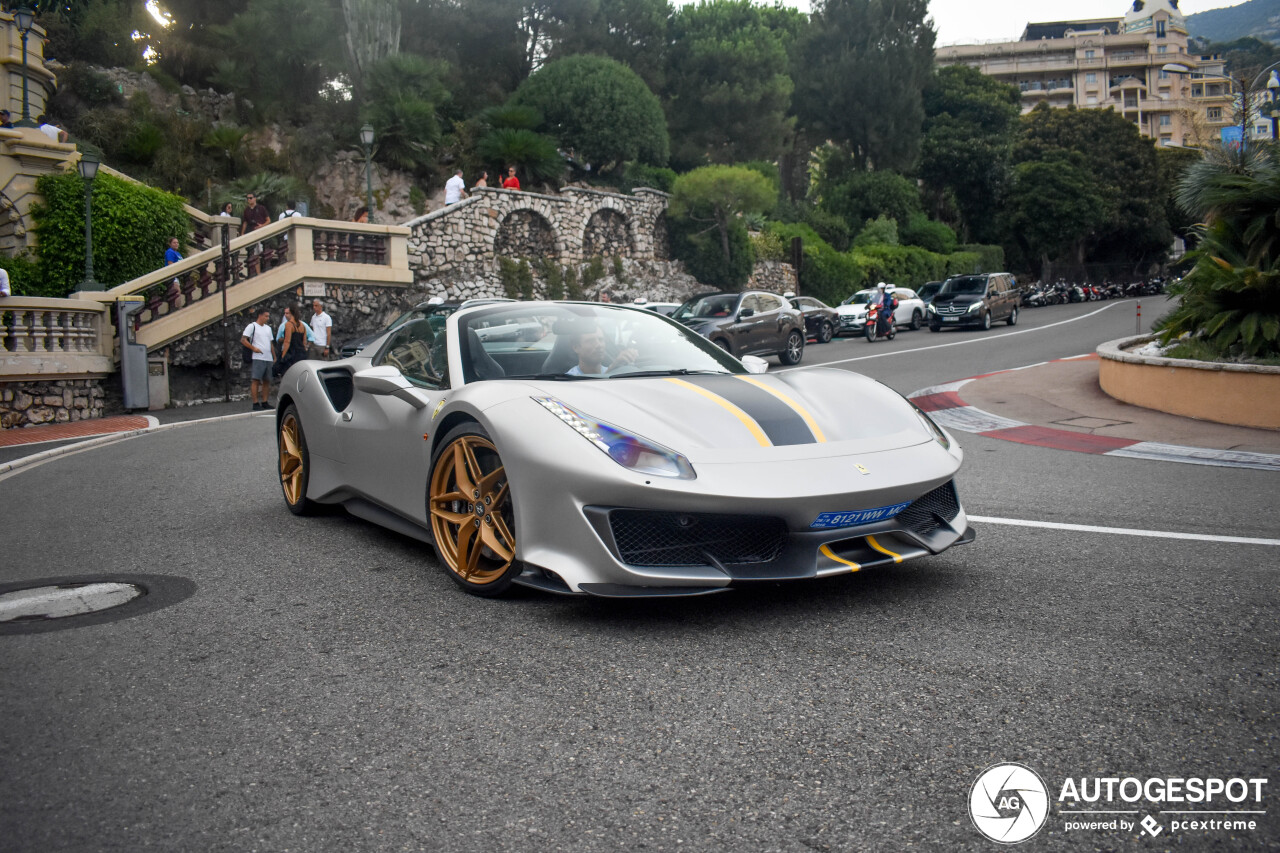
[969,763,1050,844]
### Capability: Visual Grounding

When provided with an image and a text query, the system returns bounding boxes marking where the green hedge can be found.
[0,253,45,297]
[32,172,190,297]
[852,245,984,287]
[958,243,1005,272]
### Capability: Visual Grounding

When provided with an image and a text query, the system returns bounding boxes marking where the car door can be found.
[893,289,918,325]
[338,320,450,522]
[751,293,788,353]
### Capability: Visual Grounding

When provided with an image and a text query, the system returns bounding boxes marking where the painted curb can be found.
[909,357,1280,472]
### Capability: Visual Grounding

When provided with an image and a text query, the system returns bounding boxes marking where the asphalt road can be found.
[3,296,1277,852]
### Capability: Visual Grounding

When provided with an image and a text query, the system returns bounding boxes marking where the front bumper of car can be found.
[837,313,868,333]
[928,303,984,327]
[491,408,970,596]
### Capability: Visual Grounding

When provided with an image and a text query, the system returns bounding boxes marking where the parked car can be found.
[788,295,840,343]
[672,291,806,365]
[927,272,1020,332]
[835,287,927,335]
[632,300,681,317]
[338,297,513,357]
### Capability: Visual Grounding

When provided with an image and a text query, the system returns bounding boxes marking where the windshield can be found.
[841,291,874,306]
[918,282,941,300]
[457,303,743,383]
[941,277,987,296]
[672,294,740,321]
[387,303,456,333]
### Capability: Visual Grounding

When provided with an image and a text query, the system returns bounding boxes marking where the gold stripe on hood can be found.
[663,377,771,447]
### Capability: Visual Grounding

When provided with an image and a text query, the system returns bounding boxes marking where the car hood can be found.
[931,293,983,306]
[835,305,867,316]
[510,369,934,463]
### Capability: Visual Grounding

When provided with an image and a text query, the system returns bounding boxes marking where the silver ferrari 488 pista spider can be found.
[275,300,973,598]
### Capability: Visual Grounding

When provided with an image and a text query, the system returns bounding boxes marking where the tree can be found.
[550,0,672,92]
[1002,154,1106,279]
[794,0,935,173]
[1014,104,1171,273]
[920,65,1021,242]
[815,162,921,230]
[361,54,452,174]
[342,0,402,99]
[669,165,775,283]
[664,0,801,169]
[511,54,669,170]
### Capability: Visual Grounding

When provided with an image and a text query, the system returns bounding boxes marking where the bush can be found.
[536,258,565,299]
[0,253,45,297]
[900,213,958,255]
[671,218,755,290]
[802,206,852,252]
[958,243,1005,272]
[32,171,190,297]
[750,229,787,262]
[800,241,865,305]
[497,256,521,299]
[624,162,678,193]
[564,265,584,300]
[853,215,900,248]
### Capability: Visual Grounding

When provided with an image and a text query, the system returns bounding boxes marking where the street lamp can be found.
[1267,69,1280,142]
[14,7,37,129]
[78,152,101,291]
[360,123,375,225]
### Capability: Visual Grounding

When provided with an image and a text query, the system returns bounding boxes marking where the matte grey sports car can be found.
[275,301,972,598]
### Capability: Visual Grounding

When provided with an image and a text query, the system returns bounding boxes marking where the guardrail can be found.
[0,296,112,378]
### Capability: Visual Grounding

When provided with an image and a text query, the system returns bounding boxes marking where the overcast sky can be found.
[928,0,1244,45]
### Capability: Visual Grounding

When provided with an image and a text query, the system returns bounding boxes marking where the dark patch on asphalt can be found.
[0,574,197,635]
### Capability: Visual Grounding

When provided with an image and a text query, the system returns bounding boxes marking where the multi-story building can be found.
[935,0,1271,148]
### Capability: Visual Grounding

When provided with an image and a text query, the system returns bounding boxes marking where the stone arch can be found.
[581,207,631,258]
[651,214,670,261]
[494,208,559,259]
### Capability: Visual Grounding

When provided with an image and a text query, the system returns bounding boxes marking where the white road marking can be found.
[780,301,1134,372]
[969,515,1280,546]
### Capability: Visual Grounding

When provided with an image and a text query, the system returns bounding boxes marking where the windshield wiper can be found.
[613,369,731,378]
[504,372,599,380]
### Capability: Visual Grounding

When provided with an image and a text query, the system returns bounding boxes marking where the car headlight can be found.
[534,397,696,479]
[911,404,951,450]
[926,304,937,314]
[966,302,983,313]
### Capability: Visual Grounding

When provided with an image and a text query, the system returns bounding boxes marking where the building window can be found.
[1085,49,1095,59]
[1156,20,1166,38]
[1157,44,1168,54]
[1160,114,1172,126]
[1207,107,1222,120]
[1258,124,1270,136]
[1086,72,1097,83]
[1159,69,1170,80]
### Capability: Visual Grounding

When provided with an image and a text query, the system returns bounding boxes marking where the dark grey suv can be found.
[927,272,1020,332]
[672,291,806,365]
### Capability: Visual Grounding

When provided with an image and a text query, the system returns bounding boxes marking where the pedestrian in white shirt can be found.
[241,308,275,410]
[309,299,334,360]
[444,170,467,204]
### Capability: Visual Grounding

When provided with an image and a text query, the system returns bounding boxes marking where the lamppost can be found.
[14,7,37,128]
[78,152,101,291]
[360,123,375,225]
[1266,69,1280,142]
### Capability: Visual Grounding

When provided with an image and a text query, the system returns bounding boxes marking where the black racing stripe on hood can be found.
[680,375,817,446]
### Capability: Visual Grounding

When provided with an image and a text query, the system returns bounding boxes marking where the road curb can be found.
[909,357,1280,472]
[0,411,270,477]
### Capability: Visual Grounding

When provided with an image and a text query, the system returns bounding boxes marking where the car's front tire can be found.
[981,311,992,331]
[778,329,804,365]
[278,404,317,516]
[427,423,521,597]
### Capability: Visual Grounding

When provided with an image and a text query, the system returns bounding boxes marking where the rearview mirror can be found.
[741,355,768,375]
[738,308,755,319]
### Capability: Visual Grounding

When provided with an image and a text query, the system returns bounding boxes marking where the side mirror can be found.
[353,365,428,409]
[741,355,768,375]
[738,308,755,319]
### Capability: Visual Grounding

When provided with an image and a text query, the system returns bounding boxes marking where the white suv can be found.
[835,287,927,335]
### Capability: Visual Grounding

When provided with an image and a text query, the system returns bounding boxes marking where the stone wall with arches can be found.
[404,185,670,284]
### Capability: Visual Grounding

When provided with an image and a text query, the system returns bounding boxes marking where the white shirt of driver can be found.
[243,322,275,361]
[310,311,332,347]
[444,174,466,204]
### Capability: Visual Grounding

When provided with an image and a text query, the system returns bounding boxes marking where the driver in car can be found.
[567,324,638,376]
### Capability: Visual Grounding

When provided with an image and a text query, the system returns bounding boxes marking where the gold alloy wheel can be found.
[279,412,305,506]
[428,434,516,585]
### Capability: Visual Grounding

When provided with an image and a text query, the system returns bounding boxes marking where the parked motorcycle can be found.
[864,302,896,342]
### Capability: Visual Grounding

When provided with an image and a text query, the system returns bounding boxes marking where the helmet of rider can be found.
[876,281,887,290]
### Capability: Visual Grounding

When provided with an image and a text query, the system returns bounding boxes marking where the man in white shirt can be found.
[0,266,10,297]
[241,308,275,410]
[309,299,334,360]
[444,169,467,204]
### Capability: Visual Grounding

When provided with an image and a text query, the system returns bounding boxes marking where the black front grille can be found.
[896,481,961,537]
[609,510,787,567]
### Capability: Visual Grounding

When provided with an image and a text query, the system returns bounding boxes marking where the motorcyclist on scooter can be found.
[875,282,898,336]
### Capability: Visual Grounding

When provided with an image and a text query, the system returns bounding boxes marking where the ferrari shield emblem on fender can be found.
[432,398,447,420]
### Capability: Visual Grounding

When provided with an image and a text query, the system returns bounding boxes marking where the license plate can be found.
[943,317,959,323]
[811,501,913,529]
